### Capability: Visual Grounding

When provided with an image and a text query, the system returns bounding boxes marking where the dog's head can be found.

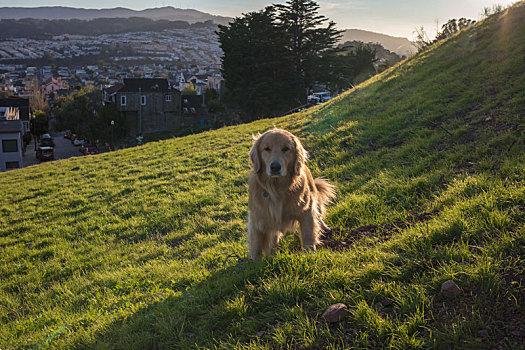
[249,128,308,178]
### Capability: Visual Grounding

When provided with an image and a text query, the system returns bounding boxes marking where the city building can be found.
[42,77,67,100]
[106,78,181,135]
[207,75,224,94]
[0,111,24,171]
[0,98,30,134]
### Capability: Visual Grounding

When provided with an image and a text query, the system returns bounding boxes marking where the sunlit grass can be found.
[1,2,524,349]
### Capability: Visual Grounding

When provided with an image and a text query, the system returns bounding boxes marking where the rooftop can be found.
[120,78,170,93]
[0,120,23,133]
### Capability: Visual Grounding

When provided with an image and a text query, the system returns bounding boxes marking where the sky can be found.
[0,0,517,39]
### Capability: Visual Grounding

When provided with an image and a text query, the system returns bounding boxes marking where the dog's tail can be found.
[314,178,336,207]
[314,178,336,234]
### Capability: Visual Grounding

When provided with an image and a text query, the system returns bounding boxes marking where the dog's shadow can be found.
[69,229,380,348]
[70,257,275,348]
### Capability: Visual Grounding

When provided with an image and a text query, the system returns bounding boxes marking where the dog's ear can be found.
[249,133,262,173]
[293,134,309,175]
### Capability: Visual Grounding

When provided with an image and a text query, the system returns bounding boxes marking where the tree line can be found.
[414,18,476,53]
[0,18,217,39]
[54,87,125,143]
[217,0,378,119]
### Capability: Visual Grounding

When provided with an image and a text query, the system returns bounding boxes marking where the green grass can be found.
[1,3,524,349]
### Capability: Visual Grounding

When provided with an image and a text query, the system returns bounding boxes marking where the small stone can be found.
[485,116,493,122]
[322,303,350,323]
[381,298,394,307]
[255,331,265,338]
[441,280,462,298]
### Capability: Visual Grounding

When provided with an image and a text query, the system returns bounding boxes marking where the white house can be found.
[0,113,24,171]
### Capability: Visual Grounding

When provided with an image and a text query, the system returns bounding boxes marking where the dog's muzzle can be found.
[269,162,282,177]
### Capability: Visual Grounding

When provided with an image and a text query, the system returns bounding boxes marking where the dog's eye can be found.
[282,147,290,152]
[264,147,271,152]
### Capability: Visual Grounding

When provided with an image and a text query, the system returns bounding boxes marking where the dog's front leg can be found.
[299,211,320,252]
[248,224,263,260]
[248,217,274,259]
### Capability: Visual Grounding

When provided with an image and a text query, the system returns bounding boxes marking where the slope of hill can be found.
[0,6,232,25]
[1,2,524,349]
[340,28,416,57]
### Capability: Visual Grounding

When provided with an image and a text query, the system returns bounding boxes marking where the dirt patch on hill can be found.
[320,212,433,250]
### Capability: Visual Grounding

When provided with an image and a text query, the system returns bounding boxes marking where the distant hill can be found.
[340,29,416,57]
[340,40,403,67]
[0,6,233,25]
[0,17,215,39]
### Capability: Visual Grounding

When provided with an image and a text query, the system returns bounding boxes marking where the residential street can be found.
[23,131,83,167]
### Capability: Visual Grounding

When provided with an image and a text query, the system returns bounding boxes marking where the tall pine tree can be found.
[275,0,342,102]
[217,0,376,118]
[217,7,302,118]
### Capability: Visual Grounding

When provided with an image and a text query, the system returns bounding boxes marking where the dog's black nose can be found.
[270,162,281,174]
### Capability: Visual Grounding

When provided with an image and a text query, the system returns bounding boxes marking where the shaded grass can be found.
[1,3,525,349]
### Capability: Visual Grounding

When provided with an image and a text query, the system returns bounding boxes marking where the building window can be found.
[121,95,127,106]
[5,161,19,169]
[2,139,18,152]
[141,96,146,106]
[23,121,30,133]
[165,94,172,102]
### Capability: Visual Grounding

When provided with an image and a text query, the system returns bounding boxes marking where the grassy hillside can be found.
[1,3,524,349]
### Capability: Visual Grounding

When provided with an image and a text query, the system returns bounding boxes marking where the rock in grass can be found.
[381,297,394,307]
[322,303,350,323]
[441,280,462,298]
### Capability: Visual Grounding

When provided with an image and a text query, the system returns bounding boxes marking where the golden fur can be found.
[247,128,335,259]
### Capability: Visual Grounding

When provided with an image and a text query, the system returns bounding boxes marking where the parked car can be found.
[79,143,89,154]
[64,130,72,139]
[82,146,99,155]
[307,91,332,105]
[70,134,77,143]
[40,137,55,147]
[73,138,85,146]
[36,146,54,161]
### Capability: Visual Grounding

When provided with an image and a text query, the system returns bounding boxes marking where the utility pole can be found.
[32,115,37,151]
[138,87,142,136]
[110,120,114,150]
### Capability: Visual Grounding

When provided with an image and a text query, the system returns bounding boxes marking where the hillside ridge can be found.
[0,6,233,25]
[0,2,523,349]
[340,28,416,56]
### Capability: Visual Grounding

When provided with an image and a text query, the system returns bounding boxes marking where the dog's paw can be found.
[303,245,317,253]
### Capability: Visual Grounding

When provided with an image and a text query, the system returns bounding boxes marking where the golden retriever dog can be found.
[247,128,335,259]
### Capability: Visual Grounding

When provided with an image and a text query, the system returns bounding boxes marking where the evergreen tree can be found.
[30,110,50,137]
[217,0,377,117]
[435,18,475,41]
[217,7,301,118]
[275,0,342,102]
